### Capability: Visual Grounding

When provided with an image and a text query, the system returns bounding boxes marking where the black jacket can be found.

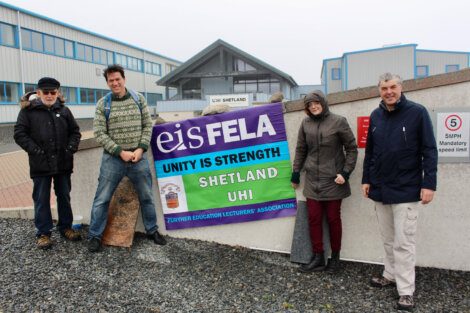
[14,99,81,178]
[362,94,437,204]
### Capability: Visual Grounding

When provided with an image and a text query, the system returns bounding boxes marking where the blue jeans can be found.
[32,173,73,237]
[88,152,158,239]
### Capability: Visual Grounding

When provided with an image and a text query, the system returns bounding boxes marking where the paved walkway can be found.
[0,149,67,213]
[0,130,94,212]
[0,150,36,209]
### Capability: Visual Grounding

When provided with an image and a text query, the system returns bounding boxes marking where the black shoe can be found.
[298,253,325,273]
[88,237,101,252]
[325,251,341,273]
[148,231,167,245]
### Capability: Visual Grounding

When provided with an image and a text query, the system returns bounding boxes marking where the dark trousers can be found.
[306,198,342,254]
[32,173,73,237]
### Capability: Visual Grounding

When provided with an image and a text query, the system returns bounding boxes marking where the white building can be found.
[0,2,181,123]
[322,44,470,94]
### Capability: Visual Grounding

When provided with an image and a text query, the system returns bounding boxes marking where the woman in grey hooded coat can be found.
[291,91,357,273]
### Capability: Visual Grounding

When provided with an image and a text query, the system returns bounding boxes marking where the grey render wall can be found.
[71,69,470,271]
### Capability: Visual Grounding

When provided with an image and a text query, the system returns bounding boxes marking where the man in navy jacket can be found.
[361,73,437,311]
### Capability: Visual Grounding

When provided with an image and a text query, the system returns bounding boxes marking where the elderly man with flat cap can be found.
[14,77,82,249]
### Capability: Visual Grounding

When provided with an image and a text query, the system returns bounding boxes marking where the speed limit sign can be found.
[437,112,469,158]
[444,114,463,131]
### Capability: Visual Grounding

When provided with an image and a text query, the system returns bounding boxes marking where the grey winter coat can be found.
[292,92,358,201]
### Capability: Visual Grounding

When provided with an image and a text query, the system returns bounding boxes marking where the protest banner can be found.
[151,103,296,230]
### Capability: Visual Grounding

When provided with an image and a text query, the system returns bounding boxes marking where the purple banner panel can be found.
[151,103,286,161]
[164,198,297,230]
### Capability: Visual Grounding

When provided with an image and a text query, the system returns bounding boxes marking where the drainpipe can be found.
[17,10,25,94]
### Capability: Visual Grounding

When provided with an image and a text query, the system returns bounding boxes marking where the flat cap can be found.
[37,77,60,90]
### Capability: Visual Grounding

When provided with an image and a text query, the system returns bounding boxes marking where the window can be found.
[93,48,101,64]
[416,65,428,78]
[45,35,56,54]
[65,41,74,58]
[95,89,108,100]
[31,31,43,51]
[146,93,163,105]
[165,63,178,74]
[0,82,19,104]
[107,51,114,64]
[21,29,32,49]
[76,43,85,60]
[84,45,92,62]
[446,64,459,73]
[145,61,162,76]
[80,88,93,104]
[21,28,75,58]
[233,77,280,94]
[60,87,77,103]
[76,43,93,62]
[182,79,201,99]
[54,38,65,56]
[0,23,15,46]
[331,68,341,80]
[79,88,109,104]
[116,53,143,71]
[99,49,107,65]
[116,53,127,67]
[24,83,37,94]
[233,58,256,72]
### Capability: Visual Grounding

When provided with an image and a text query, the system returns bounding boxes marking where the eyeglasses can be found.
[41,91,58,95]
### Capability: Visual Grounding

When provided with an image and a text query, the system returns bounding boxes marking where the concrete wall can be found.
[71,69,470,271]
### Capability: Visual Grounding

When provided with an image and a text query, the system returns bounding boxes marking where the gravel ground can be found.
[1,218,469,313]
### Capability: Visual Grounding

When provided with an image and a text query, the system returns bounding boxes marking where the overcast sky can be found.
[3,0,469,85]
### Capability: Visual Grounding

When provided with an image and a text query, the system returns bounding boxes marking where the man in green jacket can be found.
[87,65,166,252]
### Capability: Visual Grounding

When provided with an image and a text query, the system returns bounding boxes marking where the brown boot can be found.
[61,228,82,241]
[36,235,52,250]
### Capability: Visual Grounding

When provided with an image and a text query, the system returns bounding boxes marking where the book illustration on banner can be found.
[151,103,297,230]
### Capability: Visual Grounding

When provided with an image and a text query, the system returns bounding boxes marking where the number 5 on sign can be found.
[436,112,470,158]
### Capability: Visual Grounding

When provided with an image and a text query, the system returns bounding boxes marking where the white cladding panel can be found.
[68,105,96,119]
[0,46,21,81]
[0,5,17,24]
[19,50,109,88]
[0,105,20,123]
[326,59,342,93]
[0,6,177,63]
[347,46,415,90]
[417,51,468,76]
[18,13,142,58]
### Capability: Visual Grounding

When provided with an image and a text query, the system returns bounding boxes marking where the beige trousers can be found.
[375,201,419,296]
